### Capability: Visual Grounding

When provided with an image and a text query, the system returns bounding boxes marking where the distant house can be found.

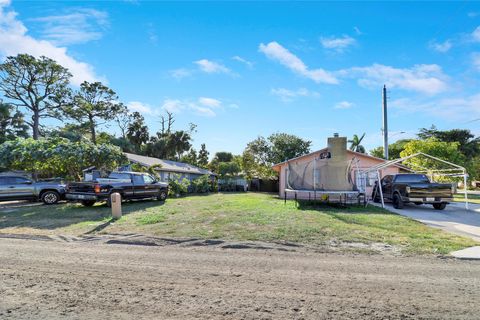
[123,153,215,182]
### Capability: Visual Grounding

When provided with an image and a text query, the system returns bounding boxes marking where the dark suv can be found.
[0,176,66,205]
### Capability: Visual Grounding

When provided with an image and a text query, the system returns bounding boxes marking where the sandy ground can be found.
[1,235,480,320]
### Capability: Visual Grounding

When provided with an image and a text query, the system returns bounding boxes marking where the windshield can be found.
[395,174,430,183]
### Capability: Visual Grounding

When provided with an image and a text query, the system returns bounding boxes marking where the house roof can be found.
[271,148,410,171]
[124,153,215,176]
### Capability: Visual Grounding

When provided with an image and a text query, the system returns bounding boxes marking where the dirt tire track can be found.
[1,237,479,319]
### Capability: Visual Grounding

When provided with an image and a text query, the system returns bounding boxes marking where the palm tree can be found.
[348,133,366,153]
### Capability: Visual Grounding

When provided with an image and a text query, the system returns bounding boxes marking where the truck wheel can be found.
[41,191,60,205]
[433,203,447,210]
[393,193,404,209]
[81,200,96,207]
[157,190,167,201]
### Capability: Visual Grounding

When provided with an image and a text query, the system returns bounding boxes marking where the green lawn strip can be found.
[0,193,477,254]
[453,193,480,204]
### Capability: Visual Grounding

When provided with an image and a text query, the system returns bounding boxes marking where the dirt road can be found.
[1,236,480,319]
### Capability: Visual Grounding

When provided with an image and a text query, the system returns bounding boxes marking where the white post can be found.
[377,170,385,208]
[111,192,122,219]
[463,171,469,210]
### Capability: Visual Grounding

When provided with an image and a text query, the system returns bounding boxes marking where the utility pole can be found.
[382,85,388,160]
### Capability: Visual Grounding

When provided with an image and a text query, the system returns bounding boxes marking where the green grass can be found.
[0,193,477,254]
[453,193,480,204]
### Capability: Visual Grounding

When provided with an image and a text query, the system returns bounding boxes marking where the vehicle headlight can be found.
[406,186,411,194]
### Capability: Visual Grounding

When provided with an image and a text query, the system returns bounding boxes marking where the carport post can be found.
[376,170,385,208]
[463,171,469,210]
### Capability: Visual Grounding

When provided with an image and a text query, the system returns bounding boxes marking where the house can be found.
[272,134,405,199]
[123,153,215,182]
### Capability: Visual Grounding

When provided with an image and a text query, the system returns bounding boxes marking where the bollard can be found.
[111,192,122,219]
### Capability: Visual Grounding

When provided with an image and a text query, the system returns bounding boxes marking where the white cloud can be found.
[30,8,108,46]
[192,106,216,117]
[334,101,354,109]
[340,63,448,95]
[169,68,192,80]
[429,39,452,53]
[271,87,319,102]
[194,59,231,74]
[198,97,222,108]
[259,41,338,84]
[0,1,100,86]
[391,94,480,121]
[161,97,228,117]
[468,12,480,18]
[161,99,185,114]
[472,52,480,71]
[472,26,480,42]
[232,55,253,68]
[320,35,356,51]
[127,101,154,114]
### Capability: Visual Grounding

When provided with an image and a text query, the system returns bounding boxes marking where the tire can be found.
[81,200,96,207]
[157,190,167,201]
[393,193,404,209]
[41,190,60,205]
[433,203,447,210]
[372,187,380,203]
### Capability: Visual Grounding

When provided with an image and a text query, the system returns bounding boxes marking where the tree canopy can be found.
[0,101,29,143]
[0,138,126,180]
[0,54,71,139]
[64,81,124,144]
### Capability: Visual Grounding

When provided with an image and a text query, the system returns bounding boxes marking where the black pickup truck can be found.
[373,173,454,210]
[66,171,168,207]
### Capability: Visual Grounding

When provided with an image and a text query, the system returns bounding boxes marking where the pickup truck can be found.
[0,175,66,204]
[66,171,168,207]
[372,173,454,210]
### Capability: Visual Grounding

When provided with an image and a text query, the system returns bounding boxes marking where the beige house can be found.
[272,135,403,199]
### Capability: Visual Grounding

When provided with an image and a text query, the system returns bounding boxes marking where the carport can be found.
[358,152,469,210]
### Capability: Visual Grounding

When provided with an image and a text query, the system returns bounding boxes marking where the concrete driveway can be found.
[375,201,480,242]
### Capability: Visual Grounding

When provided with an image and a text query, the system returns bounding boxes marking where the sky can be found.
[0,0,479,157]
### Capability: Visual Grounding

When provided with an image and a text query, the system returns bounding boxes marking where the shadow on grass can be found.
[295,200,392,215]
[0,199,165,231]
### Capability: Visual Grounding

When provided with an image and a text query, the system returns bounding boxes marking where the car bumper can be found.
[404,196,452,203]
[66,193,99,201]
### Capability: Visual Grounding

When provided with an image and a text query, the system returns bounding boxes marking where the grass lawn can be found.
[453,193,480,204]
[0,193,477,254]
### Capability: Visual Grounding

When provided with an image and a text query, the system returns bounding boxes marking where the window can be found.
[132,175,144,185]
[143,175,154,184]
[394,174,430,183]
[0,177,7,185]
[108,172,131,180]
[11,177,31,184]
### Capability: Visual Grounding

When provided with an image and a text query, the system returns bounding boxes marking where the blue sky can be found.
[1,1,479,157]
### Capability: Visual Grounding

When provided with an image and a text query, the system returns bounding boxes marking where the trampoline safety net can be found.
[287,158,356,191]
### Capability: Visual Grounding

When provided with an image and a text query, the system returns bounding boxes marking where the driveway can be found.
[375,201,480,242]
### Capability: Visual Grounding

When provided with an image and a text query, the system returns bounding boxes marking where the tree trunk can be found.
[89,116,96,144]
[32,110,40,140]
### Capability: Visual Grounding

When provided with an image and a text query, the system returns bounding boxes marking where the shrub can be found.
[168,174,190,197]
[191,175,211,193]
